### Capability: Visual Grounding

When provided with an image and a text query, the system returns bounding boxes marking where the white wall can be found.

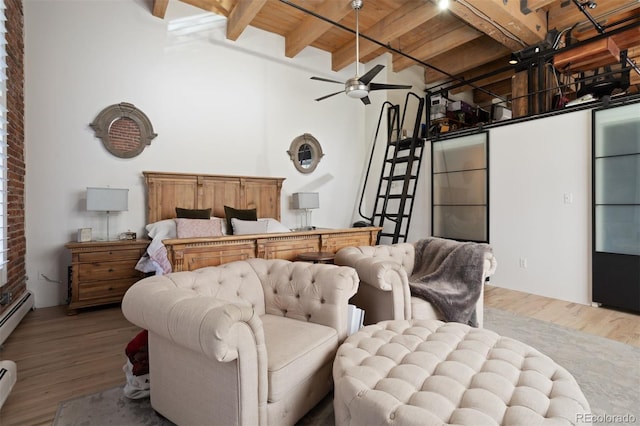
[24,0,594,309]
[24,0,369,307]
[489,110,592,304]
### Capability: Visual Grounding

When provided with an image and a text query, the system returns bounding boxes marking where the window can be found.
[0,0,7,286]
[431,132,489,243]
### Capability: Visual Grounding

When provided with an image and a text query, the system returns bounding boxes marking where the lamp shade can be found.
[292,192,319,210]
[86,187,129,212]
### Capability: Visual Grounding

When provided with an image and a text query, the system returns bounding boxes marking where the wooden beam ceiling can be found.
[147,0,640,103]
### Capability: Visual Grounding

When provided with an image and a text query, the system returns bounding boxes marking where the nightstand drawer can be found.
[78,260,142,281]
[77,277,141,302]
[65,239,150,313]
[78,248,143,263]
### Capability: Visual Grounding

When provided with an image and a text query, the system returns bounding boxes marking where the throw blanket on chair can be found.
[409,237,492,327]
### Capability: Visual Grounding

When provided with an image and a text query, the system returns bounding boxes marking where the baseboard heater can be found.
[0,291,34,346]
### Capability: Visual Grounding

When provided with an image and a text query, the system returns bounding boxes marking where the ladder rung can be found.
[382,175,418,181]
[384,215,410,220]
[386,156,412,163]
[382,175,417,181]
[378,194,414,199]
[389,138,425,150]
[379,232,407,238]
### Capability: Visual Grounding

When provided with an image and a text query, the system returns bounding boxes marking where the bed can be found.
[141,171,381,273]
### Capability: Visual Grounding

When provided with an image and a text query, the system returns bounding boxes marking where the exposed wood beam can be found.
[285,1,353,58]
[521,0,556,14]
[461,0,547,44]
[425,36,510,83]
[331,1,439,72]
[393,25,482,72]
[227,0,267,40]
[548,0,638,33]
[152,0,169,19]
[448,1,527,52]
[179,0,230,16]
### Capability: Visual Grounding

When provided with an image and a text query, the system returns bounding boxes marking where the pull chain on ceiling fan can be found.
[311,0,412,105]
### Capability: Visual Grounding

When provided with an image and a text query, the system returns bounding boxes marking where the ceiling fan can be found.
[311,0,412,105]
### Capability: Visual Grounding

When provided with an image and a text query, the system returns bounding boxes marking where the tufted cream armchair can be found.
[122,258,358,426]
[335,241,497,327]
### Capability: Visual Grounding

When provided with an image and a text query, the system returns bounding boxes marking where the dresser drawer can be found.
[78,259,143,281]
[77,277,141,302]
[78,248,143,263]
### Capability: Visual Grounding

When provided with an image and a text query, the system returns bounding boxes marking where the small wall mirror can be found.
[287,133,324,174]
[90,102,157,158]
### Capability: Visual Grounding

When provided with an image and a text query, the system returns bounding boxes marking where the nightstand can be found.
[65,239,149,314]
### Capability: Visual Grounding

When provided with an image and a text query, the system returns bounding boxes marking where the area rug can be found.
[54,307,640,426]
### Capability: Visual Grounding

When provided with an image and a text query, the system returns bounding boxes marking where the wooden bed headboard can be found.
[143,171,285,224]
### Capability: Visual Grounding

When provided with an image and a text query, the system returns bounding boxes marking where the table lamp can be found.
[292,192,319,230]
[86,187,129,241]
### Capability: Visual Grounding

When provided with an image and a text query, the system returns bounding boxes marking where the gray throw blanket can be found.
[409,237,492,327]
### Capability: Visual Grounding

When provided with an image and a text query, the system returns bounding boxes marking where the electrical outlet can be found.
[519,258,528,268]
[563,193,573,204]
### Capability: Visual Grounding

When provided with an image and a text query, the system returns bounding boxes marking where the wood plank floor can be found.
[0,285,638,425]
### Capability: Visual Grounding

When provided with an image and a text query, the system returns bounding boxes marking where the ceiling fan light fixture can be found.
[345,78,368,98]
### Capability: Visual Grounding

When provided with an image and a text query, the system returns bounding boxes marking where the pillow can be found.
[175,207,212,219]
[231,218,268,235]
[258,218,291,233]
[224,206,257,234]
[145,219,177,240]
[175,218,224,239]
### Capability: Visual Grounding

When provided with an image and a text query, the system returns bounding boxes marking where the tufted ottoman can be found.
[333,319,591,426]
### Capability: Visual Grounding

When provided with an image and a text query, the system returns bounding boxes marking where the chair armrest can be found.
[335,251,409,292]
[122,276,265,363]
[484,251,498,278]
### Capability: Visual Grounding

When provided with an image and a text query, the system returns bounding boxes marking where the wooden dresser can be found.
[65,239,149,314]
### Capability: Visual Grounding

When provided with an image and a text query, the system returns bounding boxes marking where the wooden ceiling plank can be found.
[425,37,510,83]
[449,58,514,94]
[473,78,513,105]
[179,0,230,16]
[461,0,547,45]
[393,25,483,72]
[227,0,268,41]
[332,1,439,72]
[285,1,353,59]
[152,0,169,19]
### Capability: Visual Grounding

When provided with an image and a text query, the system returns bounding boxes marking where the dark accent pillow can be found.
[175,207,212,220]
[224,206,257,235]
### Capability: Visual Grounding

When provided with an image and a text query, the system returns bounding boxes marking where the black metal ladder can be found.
[357,92,425,244]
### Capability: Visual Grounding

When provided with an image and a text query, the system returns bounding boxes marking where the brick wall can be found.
[0,0,26,316]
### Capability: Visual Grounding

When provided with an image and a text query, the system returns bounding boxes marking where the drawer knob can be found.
[108,268,114,273]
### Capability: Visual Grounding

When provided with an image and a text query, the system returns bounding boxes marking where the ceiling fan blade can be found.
[369,83,412,91]
[361,96,371,105]
[359,64,385,85]
[311,76,344,84]
[315,90,344,102]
